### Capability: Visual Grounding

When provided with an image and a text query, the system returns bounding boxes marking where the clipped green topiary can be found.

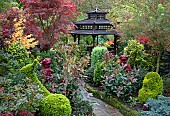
[93,61,106,85]
[40,94,72,116]
[91,46,107,66]
[138,72,163,104]
[20,58,72,116]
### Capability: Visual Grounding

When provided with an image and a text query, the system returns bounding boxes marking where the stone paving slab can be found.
[80,86,123,116]
[90,97,123,116]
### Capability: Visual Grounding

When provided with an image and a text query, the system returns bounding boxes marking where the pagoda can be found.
[69,8,119,53]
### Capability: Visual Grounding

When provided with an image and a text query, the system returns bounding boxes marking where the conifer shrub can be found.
[91,46,107,66]
[93,61,106,85]
[140,95,170,116]
[40,94,72,116]
[138,72,163,104]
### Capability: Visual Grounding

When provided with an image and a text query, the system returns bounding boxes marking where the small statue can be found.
[40,58,53,84]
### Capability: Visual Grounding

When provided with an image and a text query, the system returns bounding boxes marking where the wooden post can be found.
[92,35,96,46]
[114,35,119,54]
[97,35,98,45]
[78,34,80,44]
[72,34,76,42]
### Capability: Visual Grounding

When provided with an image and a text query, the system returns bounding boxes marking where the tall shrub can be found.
[93,61,106,85]
[124,39,148,68]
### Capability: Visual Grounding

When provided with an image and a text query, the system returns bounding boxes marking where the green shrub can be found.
[0,70,44,113]
[5,42,31,65]
[124,39,148,68]
[40,94,72,116]
[91,46,107,66]
[138,72,163,104]
[104,60,136,101]
[93,61,106,85]
[140,95,170,116]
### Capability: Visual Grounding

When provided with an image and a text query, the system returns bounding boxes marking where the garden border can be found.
[85,84,139,116]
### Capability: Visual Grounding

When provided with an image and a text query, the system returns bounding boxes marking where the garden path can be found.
[80,86,123,116]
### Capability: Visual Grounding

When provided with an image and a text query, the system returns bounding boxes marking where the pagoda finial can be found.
[95,7,99,11]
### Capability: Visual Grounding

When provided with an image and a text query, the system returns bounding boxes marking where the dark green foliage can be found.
[162,72,170,93]
[0,50,11,75]
[35,48,65,74]
[91,46,107,66]
[0,44,43,114]
[140,95,170,116]
[131,67,148,92]
[0,69,44,113]
[40,94,72,116]
[98,35,109,44]
[138,72,163,104]
[84,66,95,83]
[72,100,93,116]
[159,51,170,76]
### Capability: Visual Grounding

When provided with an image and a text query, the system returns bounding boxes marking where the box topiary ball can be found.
[40,94,72,116]
[138,72,163,104]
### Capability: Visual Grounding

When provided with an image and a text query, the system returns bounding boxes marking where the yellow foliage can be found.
[10,9,38,49]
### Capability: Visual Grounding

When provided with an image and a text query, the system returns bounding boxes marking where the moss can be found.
[138,72,163,104]
[85,84,138,116]
[40,94,72,116]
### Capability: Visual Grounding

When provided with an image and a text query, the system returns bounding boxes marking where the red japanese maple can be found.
[21,0,78,50]
[0,0,78,50]
[0,7,20,38]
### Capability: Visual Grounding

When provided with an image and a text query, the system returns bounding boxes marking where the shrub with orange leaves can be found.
[104,40,114,48]
[8,9,38,49]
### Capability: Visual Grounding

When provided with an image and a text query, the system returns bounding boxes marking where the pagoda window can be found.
[88,14,96,19]
[97,15,105,19]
